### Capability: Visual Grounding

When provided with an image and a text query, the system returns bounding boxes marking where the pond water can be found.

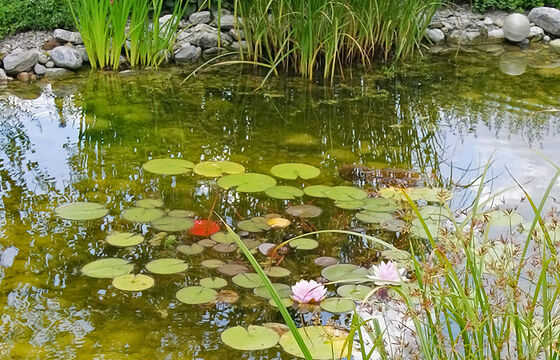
[1,44,560,359]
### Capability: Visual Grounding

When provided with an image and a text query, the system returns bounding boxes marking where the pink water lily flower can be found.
[291,279,327,304]
[368,261,406,285]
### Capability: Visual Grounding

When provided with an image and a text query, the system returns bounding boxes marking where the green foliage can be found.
[471,0,560,11]
[0,0,75,39]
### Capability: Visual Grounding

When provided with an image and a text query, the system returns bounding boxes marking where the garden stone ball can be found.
[503,13,530,42]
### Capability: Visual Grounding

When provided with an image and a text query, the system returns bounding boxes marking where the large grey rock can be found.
[174,43,201,63]
[218,14,241,31]
[425,28,445,44]
[503,13,530,42]
[529,7,560,36]
[0,69,8,82]
[45,61,55,68]
[53,29,83,44]
[49,46,83,70]
[189,11,212,25]
[158,14,179,35]
[2,51,39,75]
[228,40,248,52]
[488,28,505,42]
[176,24,232,49]
[229,28,245,40]
[550,39,560,52]
[76,46,89,63]
[44,68,73,77]
[34,63,47,76]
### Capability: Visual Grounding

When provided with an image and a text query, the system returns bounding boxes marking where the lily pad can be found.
[409,187,453,202]
[200,277,228,289]
[263,266,291,278]
[279,326,349,360]
[267,217,291,228]
[217,173,277,193]
[268,298,294,308]
[289,238,318,250]
[135,199,164,208]
[201,259,224,269]
[380,218,407,232]
[270,163,320,180]
[218,263,249,276]
[410,218,440,239]
[210,231,237,244]
[177,243,204,255]
[258,243,276,255]
[232,273,264,288]
[336,284,373,300]
[356,210,394,224]
[254,283,291,299]
[151,216,194,232]
[143,158,194,175]
[484,210,524,226]
[321,264,368,281]
[168,209,196,218]
[320,298,355,313]
[81,258,134,278]
[213,243,238,253]
[265,186,304,200]
[303,185,331,198]
[324,186,368,202]
[334,200,366,210]
[286,205,323,218]
[361,198,399,212]
[55,202,108,221]
[176,286,218,304]
[419,205,448,221]
[198,239,218,248]
[105,231,144,247]
[221,325,279,351]
[194,161,245,177]
[122,207,164,223]
[238,217,270,232]
[145,258,188,274]
[315,256,339,267]
[112,274,154,291]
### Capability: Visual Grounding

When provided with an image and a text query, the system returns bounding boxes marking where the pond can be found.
[1,44,560,359]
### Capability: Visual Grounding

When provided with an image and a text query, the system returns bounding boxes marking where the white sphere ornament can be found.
[503,13,530,42]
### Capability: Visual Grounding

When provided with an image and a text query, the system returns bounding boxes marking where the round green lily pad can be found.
[324,186,368,202]
[81,258,134,278]
[200,277,228,289]
[198,239,218,247]
[484,210,524,226]
[289,238,318,250]
[176,286,218,304]
[303,185,332,198]
[151,216,194,232]
[238,217,270,232]
[356,210,394,224]
[321,264,368,281]
[285,205,323,218]
[380,218,407,232]
[106,231,144,247]
[217,173,277,193]
[145,258,188,274]
[112,274,154,291]
[315,256,339,267]
[210,231,237,244]
[268,298,294,308]
[168,209,196,218]
[336,284,373,300]
[135,199,164,208]
[270,163,320,180]
[265,186,304,200]
[143,158,194,175]
[218,263,249,276]
[194,161,245,177]
[201,259,224,269]
[334,200,366,210]
[213,243,238,253]
[221,325,279,351]
[320,298,355,313]
[122,207,164,223]
[232,273,264,288]
[254,283,291,299]
[361,198,399,212]
[409,187,452,202]
[279,326,349,360]
[263,266,291,278]
[419,205,448,220]
[55,202,109,221]
[177,243,204,255]
[410,218,440,240]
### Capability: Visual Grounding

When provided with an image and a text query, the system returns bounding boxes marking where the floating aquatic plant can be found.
[193,161,245,177]
[176,286,218,305]
[217,173,276,192]
[221,325,279,351]
[270,163,321,180]
[55,202,108,221]
[145,258,188,275]
[112,274,154,291]
[81,258,134,278]
[189,219,220,237]
[367,261,406,285]
[142,158,194,175]
[291,279,326,304]
[106,231,144,247]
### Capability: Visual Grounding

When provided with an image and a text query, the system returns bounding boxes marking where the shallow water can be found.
[1,44,560,359]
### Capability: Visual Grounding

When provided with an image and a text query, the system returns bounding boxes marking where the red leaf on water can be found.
[189,219,220,237]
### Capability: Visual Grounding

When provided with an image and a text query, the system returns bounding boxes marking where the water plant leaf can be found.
[263,266,291,278]
[238,217,270,232]
[289,238,319,250]
[336,284,373,300]
[221,325,279,351]
[217,173,276,192]
[258,243,276,255]
[106,231,144,247]
[409,187,453,202]
[194,161,245,177]
[410,218,440,239]
[279,326,349,360]
[320,298,355,313]
[210,231,237,244]
[483,209,524,226]
[151,216,194,232]
[254,283,291,299]
[168,209,196,218]
[177,243,204,255]
[213,243,238,253]
[122,207,164,223]
[143,158,194,175]
[321,264,368,281]
[380,218,407,232]
[314,256,339,267]
[303,185,332,198]
[201,259,224,269]
[285,205,323,218]
[265,186,305,200]
[378,187,409,201]
[334,200,366,210]
[189,219,220,237]
[112,274,154,291]
[145,258,188,274]
[268,298,294,308]
[361,198,399,212]
[55,202,109,221]
[324,186,368,201]
[218,263,249,276]
[81,258,134,278]
[356,210,394,224]
[135,199,164,208]
[419,205,448,220]
[200,277,227,289]
[267,217,291,228]
[198,239,218,247]
[176,286,218,304]
[232,273,264,288]
[270,163,320,180]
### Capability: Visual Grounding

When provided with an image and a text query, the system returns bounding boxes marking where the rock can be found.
[528,7,560,36]
[447,29,482,44]
[45,61,55,68]
[16,72,30,82]
[53,29,83,45]
[0,69,8,83]
[425,28,445,44]
[228,40,248,52]
[550,39,560,52]
[494,18,504,27]
[38,53,49,64]
[229,28,245,40]
[34,63,47,76]
[218,14,241,31]
[483,16,494,26]
[2,51,39,75]
[158,14,179,35]
[528,26,544,42]
[488,28,505,42]
[42,39,62,50]
[49,46,83,70]
[44,68,73,77]
[503,13,530,42]
[174,43,201,63]
[189,11,212,25]
[202,46,228,58]
[76,46,89,63]
[544,35,551,42]
[176,24,232,49]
